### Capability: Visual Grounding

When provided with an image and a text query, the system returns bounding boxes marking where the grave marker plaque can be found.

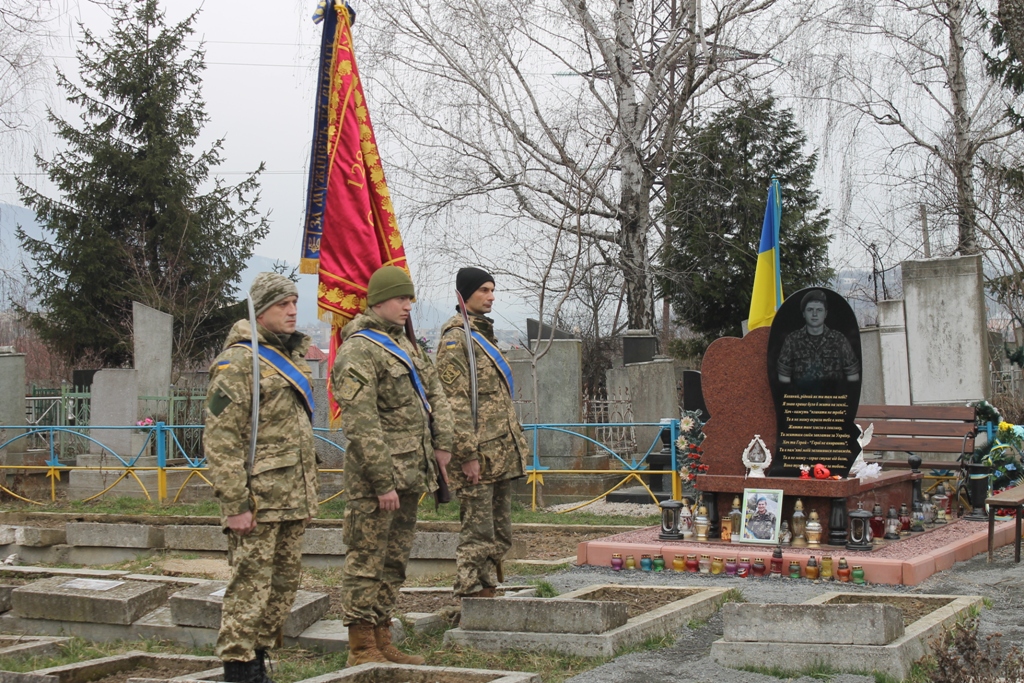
[766,288,862,477]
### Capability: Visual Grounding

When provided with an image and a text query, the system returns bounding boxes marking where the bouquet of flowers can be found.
[972,400,1024,501]
[675,409,707,482]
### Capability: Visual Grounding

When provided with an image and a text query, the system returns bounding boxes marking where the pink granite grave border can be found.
[577,519,1016,585]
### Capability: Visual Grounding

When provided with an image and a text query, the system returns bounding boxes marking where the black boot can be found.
[254,649,275,683]
[223,659,261,683]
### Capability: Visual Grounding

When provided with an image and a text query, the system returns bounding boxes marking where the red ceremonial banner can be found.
[302,2,408,424]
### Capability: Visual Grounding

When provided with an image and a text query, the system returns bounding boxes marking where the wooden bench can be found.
[987,487,1024,563]
[855,404,977,470]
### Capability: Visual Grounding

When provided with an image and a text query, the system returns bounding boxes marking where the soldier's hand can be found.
[462,459,481,485]
[378,489,400,511]
[226,510,257,535]
[434,449,451,483]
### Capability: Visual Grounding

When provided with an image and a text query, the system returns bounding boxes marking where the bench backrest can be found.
[855,404,976,455]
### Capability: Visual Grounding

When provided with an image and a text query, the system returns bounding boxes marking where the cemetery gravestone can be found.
[767,288,862,477]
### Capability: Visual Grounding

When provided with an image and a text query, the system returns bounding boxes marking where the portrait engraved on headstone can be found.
[766,287,862,477]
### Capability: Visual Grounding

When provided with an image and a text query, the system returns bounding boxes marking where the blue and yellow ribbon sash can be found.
[350,330,432,414]
[232,341,315,416]
[470,331,514,397]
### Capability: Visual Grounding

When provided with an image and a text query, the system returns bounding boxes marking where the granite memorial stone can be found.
[767,288,862,477]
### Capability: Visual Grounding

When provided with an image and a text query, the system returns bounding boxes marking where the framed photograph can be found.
[739,488,784,544]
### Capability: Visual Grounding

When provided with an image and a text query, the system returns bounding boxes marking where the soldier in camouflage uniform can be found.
[435,267,529,599]
[205,273,319,683]
[332,266,454,666]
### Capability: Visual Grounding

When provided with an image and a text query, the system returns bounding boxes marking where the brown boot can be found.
[347,621,389,667]
[466,586,496,598]
[374,622,425,665]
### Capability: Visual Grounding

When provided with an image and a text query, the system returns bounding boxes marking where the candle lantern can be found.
[685,554,699,572]
[829,497,848,545]
[711,556,724,575]
[672,555,685,572]
[884,506,902,540]
[769,546,785,576]
[933,485,949,525]
[805,555,819,580]
[698,554,711,573]
[852,565,866,585]
[922,494,935,526]
[846,502,873,551]
[729,497,743,543]
[791,498,808,547]
[965,464,993,521]
[752,557,767,577]
[611,553,623,571]
[653,555,665,572]
[820,555,834,580]
[737,557,751,578]
[899,503,912,535]
[788,560,801,578]
[640,554,653,571]
[625,554,636,569]
[659,500,683,540]
[703,493,721,539]
[911,501,925,532]
[806,510,823,546]
[869,503,885,542]
[725,557,738,576]
[694,506,710,542]
[837,557,852,582]
[679,501,694,539]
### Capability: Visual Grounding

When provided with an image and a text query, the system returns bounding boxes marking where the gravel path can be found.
[540,540,1024,683]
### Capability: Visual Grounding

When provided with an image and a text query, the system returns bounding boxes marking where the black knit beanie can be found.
[456,267,495,306]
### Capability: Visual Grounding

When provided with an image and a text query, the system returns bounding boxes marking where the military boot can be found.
[223,659,261,683]
[467,586,496,598]
[346,621,389,667]
[374,622,425,665]
[254,649,275,683]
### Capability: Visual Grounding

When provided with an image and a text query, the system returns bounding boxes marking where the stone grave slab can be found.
[0,636,70,660]
[722,602,903,645]
[710,592,985,681]
[162,527,227,553]
[11,577,166,625]
[168,582,328,637]
[445,585,729,657]
[460,598,626,634]
[65,523,163,549]
[15,528,66,548]
[297,662,541,683]
[13,651,221,683]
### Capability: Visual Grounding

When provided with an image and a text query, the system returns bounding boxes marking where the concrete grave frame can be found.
[710,592,985,681]
[445,585,730,657]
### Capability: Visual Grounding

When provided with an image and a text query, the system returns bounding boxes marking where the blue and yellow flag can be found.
[748,178,783,330]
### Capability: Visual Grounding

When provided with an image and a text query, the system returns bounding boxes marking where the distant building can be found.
[305,345,330,379]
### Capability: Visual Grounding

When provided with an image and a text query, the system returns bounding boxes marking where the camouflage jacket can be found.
[204,320,319,525]
[332,310,455,501]
[436,314,528,490]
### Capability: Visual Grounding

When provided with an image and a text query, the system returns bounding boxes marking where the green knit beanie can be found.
[250,272,299,316]
[367,266,415,306]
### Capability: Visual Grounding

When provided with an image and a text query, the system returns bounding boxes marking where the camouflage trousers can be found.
[453,479,512,596]
[216,518,306,662]
[340,492,419,625]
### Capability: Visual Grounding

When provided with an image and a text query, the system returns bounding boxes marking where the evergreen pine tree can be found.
[16,0,268,368]
[660,92,832,353]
